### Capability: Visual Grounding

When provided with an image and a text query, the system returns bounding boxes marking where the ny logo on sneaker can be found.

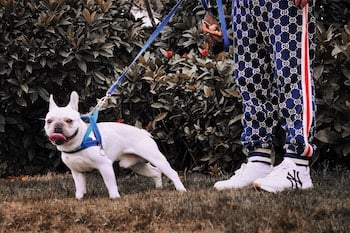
[287,170,303,189]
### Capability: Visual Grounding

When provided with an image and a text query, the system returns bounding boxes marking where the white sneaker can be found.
[253,158,313,193]
[214,162,271,190]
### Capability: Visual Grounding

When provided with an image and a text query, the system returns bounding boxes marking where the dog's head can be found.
[44,91,82,147]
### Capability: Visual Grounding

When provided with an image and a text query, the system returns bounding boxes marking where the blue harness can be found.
[63,110,104,154]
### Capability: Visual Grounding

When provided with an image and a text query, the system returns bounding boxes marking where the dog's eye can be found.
[46,119,52,124]
[65,119,73,124]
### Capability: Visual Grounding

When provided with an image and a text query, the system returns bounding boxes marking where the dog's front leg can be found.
[71,170,86,199]
[98,163,120,199]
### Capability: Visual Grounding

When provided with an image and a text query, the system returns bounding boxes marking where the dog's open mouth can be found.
[49,133,67,145]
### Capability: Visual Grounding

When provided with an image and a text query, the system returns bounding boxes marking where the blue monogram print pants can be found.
[232,0,316,161]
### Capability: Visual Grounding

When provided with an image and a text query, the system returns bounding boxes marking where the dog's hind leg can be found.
[157,163,186,192]
[144,153,186,192]
[130,162,163,188]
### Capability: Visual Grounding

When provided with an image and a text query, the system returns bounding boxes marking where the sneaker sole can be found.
[253,182,314,193]
[252,183,278,193]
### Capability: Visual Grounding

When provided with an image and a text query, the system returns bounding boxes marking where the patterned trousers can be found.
[233,0,316,162]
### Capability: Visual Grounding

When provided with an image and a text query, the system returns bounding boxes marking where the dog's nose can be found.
[54,126,63,133]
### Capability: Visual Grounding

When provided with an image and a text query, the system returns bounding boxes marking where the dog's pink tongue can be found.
[49,133,67,144]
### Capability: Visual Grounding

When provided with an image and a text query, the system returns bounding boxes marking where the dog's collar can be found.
[63,113,103,154]
[63,137,101,154]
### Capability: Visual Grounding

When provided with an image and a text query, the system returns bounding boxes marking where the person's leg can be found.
[215,0,275,190]
[254,0,316,192]
[234,1,278,155]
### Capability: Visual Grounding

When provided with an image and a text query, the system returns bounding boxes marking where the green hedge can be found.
[313,0,350,168]
[0,0,349,176]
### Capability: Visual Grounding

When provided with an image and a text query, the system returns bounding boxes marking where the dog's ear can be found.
[49,94,58,111]
[69,91,79,111]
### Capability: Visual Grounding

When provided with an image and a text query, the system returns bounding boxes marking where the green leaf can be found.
[59,50,70,58]
[62,55,74,65]
[99,49,113,58]
[315,128,342,144]
[154,112,168,122]
[29,91,39,103]
[7,60,13,68]
[16,97,27,107]
[342,68,350,80]
[7,78,19,86]
[40,57,46,67]
[37,87,49,101]
[228,114,242,126]
[78,61,87,73]
[151,102,165,109]
[343,143,350,156]
[20,84,29,93]
[25,64,32,73]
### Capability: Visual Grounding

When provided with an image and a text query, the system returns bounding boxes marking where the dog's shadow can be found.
[80,170,216,198]
[0,171,217,201]
[83,170,180,198]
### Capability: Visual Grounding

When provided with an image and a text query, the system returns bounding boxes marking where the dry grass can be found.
[0,169,349,233]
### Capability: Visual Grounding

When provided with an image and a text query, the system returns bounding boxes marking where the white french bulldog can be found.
[44,91,186,199]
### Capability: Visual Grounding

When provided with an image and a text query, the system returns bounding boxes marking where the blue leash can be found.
[75,0,229,154]
[107,0,185,96]
[200,0,229,51]
[67,1,186,153]
[200,0,209,10]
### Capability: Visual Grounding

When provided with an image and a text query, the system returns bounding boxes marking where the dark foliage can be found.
[0,0,349,176]
[313,0,350,169]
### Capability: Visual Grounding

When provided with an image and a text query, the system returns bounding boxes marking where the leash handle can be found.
[200,0,229,52]
[107,0,185,96]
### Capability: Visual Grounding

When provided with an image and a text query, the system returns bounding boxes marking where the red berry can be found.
[200,49,208,56]
[116,119,124,123]
[144,122,152,130]
[166,50,173,58]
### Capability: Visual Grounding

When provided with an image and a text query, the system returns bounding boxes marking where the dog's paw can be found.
[175,185,187,192]
[109,190,121,199]
[75,193,85,200]
[154,177,163,188]
[109,194,121,199]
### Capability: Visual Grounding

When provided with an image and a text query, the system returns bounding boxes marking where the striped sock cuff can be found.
[248,151,272,165]
[285,153,311,166]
